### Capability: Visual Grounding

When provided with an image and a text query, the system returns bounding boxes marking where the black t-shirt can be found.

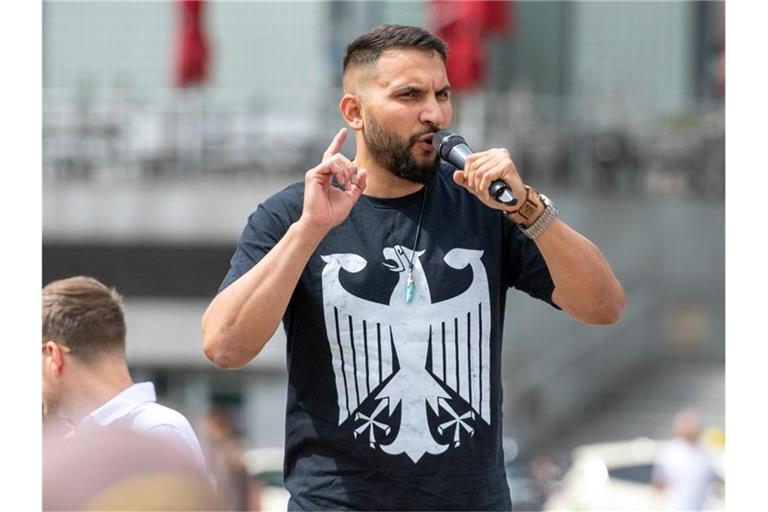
[220,164,558,511]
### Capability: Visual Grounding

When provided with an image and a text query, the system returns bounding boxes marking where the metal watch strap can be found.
[522,196,559,239]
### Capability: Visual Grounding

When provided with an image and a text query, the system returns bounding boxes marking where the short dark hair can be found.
[42,276,126,362]
[343,24,447,73]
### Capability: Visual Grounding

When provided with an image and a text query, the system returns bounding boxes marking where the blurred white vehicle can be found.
[242,447,290,512]
[544,438,724,511]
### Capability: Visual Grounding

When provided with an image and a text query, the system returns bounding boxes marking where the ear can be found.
[340,93,364,131]
[42,341,65,376]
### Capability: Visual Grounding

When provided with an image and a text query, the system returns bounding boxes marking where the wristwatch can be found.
[505,185,559,239]
[521,192,558,239]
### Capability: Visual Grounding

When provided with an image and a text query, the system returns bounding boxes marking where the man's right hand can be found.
[300,128,367,233]
[203,129,367,369]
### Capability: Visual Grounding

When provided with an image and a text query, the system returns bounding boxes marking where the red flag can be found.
[175,0,209,88]
[485,0,514,34]
[429,1,514,92]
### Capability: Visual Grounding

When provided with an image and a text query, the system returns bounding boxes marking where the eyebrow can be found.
[392,84,452,96]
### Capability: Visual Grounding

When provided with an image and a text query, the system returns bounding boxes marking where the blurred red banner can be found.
[429,0,515,92]
[175,0,210,88]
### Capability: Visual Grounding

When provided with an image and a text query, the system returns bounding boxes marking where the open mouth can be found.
[415,133,435,152]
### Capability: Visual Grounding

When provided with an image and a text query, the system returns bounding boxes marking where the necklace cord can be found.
[358,183,430,271]
[406,184,429,271]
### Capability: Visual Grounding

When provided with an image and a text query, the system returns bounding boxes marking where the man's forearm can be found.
[202,219,327,368]
[533,219,626,325]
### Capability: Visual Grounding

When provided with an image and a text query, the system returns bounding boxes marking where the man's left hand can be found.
[451,148,526,212]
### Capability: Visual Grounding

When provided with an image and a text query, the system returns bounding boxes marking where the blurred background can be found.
[42,1,724,510]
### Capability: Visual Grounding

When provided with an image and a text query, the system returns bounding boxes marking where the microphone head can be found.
[433,130,468,160]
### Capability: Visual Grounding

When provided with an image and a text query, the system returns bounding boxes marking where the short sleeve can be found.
[219,204,292,293]
[505,220,559,309]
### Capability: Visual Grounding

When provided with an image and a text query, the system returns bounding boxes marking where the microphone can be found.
[432,130,518,206]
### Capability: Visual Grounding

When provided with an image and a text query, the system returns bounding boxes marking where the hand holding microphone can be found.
[433,130,519,207]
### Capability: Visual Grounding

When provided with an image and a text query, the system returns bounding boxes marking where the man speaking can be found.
[202,24,625,510]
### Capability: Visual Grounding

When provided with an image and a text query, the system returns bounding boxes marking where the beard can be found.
[363,115,441,184]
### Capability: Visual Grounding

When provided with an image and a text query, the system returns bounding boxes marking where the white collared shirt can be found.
[76,381,207,472]
[653,438,717,511]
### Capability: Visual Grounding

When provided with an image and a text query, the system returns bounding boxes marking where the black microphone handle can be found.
[489,180,518,206]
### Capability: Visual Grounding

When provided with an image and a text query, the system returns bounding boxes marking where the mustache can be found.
[408,127,440,147]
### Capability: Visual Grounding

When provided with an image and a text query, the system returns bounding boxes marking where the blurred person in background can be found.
[652,409,719,511]
[42,275,207,473]
[202,24,625,510]
[529,453,561,506]
[201,405,258,511]
[44,426,220,510]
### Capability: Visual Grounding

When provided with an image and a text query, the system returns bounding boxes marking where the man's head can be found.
[674,409,701,445]
[343,24,448,78]
[340,25,452,184]
[42,276,127,419]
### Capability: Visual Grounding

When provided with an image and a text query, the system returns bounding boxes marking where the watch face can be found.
[519,202,537,218]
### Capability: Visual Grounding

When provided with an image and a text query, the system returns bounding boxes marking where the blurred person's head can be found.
[204,404,235,442]
[42,276,133,427]
[531,454,559,482]
[674,409,701,444]
[44,426,220,511]
[340,24,451,184]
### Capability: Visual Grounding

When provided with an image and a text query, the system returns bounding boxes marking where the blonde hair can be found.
[43,276,126,362]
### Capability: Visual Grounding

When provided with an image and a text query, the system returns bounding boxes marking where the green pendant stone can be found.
[405,282,415,304]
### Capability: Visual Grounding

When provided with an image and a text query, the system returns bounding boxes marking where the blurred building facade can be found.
[43,1,724,455]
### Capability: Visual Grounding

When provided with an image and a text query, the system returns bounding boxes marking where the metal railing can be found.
[43,87,724,199]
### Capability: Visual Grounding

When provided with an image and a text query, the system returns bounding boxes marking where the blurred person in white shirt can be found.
[42,275,207,473]
[652,409,718,511]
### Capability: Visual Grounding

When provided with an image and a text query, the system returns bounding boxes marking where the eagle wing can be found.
[425,248,492,424]
[321,254,402,425]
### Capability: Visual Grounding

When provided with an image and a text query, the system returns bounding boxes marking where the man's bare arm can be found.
[455,148,626,325]
[202,220,327,368]
[202,129,366,368]
[533,219,625,325]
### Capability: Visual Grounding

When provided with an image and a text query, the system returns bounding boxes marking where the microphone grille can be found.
[433,130,466,159]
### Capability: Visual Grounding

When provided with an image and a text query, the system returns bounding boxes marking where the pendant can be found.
[405,271,415,304]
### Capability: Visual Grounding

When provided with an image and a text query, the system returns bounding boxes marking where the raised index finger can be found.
[323,128,348,162]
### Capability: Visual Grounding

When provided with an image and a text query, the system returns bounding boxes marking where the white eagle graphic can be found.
[320,245,491,463]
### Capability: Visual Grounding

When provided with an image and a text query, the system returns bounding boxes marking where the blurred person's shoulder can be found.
[654,438,681,460]
[129,401,196,435]
[655,438,711,465]
[128,402,207,470]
